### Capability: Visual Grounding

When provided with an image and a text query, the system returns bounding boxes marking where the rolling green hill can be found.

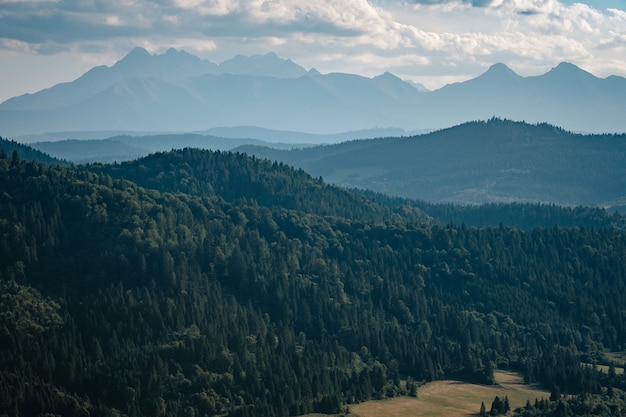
[236,119,626,210]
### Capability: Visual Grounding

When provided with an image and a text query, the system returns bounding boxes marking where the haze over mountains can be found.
[1,47,626,136]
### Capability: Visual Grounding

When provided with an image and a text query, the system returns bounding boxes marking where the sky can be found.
[1,0,625,102]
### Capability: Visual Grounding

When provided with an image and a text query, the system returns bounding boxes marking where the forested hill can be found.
[2,148,626,417]
[358,190,623,230]
[236,119,626,209]
[87,148,429,223]
[0,136,66,166]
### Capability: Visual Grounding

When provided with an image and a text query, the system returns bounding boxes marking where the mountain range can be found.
[22,119,626,210]
[1,47,625,136]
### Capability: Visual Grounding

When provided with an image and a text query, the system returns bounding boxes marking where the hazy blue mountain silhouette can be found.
[26,127,413,163]
[1,48,625,136]
[1,47,217,112]
[218,52,308,78]
[197,126,408,144]
[425,62,626,133]
[0,48,425,135]
[0,48,304,113]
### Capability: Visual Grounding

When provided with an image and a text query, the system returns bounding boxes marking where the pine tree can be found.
[550,385,561,401]
[490,396,504,415]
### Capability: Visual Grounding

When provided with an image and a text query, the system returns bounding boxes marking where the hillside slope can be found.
[238,119,626,209]
[2,148,626,416]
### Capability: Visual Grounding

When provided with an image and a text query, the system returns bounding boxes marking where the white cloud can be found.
[382,0,625,81]
[608,7,626,19]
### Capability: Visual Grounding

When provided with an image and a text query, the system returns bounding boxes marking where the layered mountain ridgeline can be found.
[12,119,626,215]
[19,128,409,164]
[2,48,626,136]
[26,134,275,165]
[238,119,626,210]
[2,147,626,417]
[2,135,619,230]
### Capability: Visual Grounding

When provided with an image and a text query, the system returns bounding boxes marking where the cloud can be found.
[0,0,153,47]
[0,0,406,51]
[0,0,625,97]
[406,0,496,6]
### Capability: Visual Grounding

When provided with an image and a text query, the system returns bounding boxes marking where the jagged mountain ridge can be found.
[1,48,625,135]
[0,48,305,112]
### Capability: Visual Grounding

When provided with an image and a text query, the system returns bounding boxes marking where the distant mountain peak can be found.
[129,46,150,56]
[164,47,191,57]
[374,71,402,81]
[453,62,522,90]
[113,47,215,69]
[116,47,151,65]
[110,47,156,73]
[547,62,595,79]
[104,46,219,83]
[484,63,520,78]
[218,52,308,78]
[157,47,209,66]
[553,62,580,71]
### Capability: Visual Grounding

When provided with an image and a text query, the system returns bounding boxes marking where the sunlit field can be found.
[348,371,550,417]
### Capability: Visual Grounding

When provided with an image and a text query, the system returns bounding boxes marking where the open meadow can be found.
[348,371,550,417]
[581,352,626,376]
[603,352,626,373]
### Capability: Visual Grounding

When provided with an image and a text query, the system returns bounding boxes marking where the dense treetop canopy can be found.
[1,140,626,417]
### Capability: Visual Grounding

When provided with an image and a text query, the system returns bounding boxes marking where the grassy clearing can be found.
[603,352,626,370]
[347,371,549,417]
[581,352,626,376]
[584,363,625,375]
